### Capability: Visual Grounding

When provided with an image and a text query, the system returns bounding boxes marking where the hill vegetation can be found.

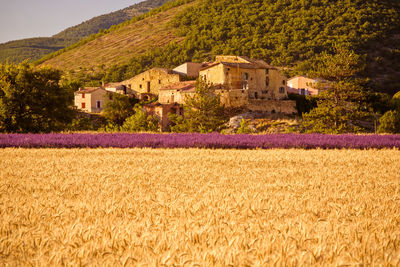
[38,0,400,95]
[0,0,170,63]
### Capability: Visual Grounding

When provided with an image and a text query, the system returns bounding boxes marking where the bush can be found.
[377,110,400,134]
[120,105,159,132]
[236,119,253,134]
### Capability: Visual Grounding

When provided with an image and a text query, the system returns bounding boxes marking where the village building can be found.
[158,81,196,105]
[199,56,288,104]
[74,87,110,113]
[103,82,135,96]
[144,103,183,131]
[197,55,296,114]
[145,81,196,131]
[119,68,183,100]
[287,75,328,95]
[173,62,212,78]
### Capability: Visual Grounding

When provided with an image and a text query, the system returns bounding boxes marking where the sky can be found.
[0,0,143,44]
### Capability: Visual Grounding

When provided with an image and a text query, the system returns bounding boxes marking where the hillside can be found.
[0,0,169,63]
[40,0,400,94]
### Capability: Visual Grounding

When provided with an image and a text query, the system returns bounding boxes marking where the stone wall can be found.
[122,68,181,95]
[247,100,297,114]
[216,89,248,108]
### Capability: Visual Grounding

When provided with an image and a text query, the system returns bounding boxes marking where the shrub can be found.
[120,105,159,132]
[237,119,253,134]
[377,110,400,134]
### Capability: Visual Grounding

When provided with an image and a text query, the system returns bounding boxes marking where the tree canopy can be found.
[169,79,227,133]
[0,62,75,133]
[103,93,138,126]
[302,46,373,133]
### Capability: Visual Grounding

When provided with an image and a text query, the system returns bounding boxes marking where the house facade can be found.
[199,56,288,105]
[287,75,327,95]
[144,103,183,131]
[120,68,182,100]
[158,81,196,105]
[173,62,209,78]
[74,87,109,113]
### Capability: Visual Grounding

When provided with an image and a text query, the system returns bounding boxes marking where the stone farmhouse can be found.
[119,68,182,101]
[198,56,295,113]
[74,55,297,130]
[287,75,329,96]
[74,87,109,113]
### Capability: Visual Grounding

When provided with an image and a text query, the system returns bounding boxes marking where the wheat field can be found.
[1,148,399,266]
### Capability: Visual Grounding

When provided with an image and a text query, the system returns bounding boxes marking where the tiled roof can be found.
[75,87,104,94]
[104,82,122,88]
[200,58,274,71]
[159,81,196,92]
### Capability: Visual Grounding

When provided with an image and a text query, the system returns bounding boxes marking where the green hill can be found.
[40,0,400,94]
[0,0,170,63]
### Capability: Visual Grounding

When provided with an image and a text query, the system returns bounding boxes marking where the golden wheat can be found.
[1,148,400,266]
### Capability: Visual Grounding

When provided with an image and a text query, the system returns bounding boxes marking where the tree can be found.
[120,105,159,132]
[103,93,138,126]
[169,79,227,133]
[377,110,400,134]
[0,62,75,133]
[302,45,372,133]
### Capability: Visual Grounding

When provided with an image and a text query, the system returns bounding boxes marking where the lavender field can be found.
[0,133,399,149]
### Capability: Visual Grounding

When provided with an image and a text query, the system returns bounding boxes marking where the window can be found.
[147,81,151,93]
[279,87,285,94]
[243,73,249,81]
[82,93,85,98]
[139,84,142,89]
[227,68,230,71]
[158,79,161,84]
[262,90,268,94]
[81,102,85,109]
[96,101,101,109]
[265,77,269,87]
[254,92,258,99]
[265,69,269,75]
[282,80,286,85]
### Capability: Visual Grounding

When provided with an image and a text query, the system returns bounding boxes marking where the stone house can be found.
[120,68,183,100]
[103,82,135,96]
[199,56,288,104]
[287,75,328,95]
[173,62,212,78]
[74,87,110,113]
[158,81,196,105]
[197,56,295,113]
[144,102,183,131]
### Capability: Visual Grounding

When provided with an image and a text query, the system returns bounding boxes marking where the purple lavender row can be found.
[0,133,399,149]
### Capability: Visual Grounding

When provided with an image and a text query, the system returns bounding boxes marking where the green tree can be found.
[0,62,74,133]
[302,46,372,133]
[121,105,159,132]
[377,110,400,134]
[391,91,400,112]
[103,93,138,126]
[169,79,227,133]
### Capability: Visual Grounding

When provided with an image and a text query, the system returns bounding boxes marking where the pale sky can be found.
[0,0,143,44]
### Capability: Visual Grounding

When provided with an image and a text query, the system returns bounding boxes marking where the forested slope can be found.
[0,0,169,63]
[40,0,400,94]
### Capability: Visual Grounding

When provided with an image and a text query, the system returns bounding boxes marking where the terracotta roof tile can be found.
[159,81,196,92]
